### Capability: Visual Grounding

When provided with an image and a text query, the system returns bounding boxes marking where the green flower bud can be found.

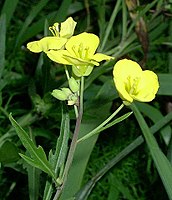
[68,77,80,93]
[68,95,78,105]
[61,88,72,97]
[51,89,67,101]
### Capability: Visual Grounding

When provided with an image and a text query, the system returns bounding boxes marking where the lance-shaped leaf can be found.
[9,113,56,180]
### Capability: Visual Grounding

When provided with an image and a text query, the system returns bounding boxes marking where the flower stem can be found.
[77,103,124,143]
[53,76,85,200]
[64,65,70,80]
[64,65,78,118]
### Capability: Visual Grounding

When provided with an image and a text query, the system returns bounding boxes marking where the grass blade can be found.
[137,102,171,145]
[15,0,49,48]
[27,165,41,200]
[131,103,172,200]
[0,13,6,79]
[158,73,172,96]
[15,0,73,47]
[99,0,122,51]
[1,0,19,26]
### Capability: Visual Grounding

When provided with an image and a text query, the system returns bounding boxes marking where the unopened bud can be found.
[69,77,79,93]
[68,95,78,105]
[61,88,72,97]
[51,89,67,101]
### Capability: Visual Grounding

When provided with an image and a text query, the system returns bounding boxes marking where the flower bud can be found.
[68,94,78,105]
[51,89,67,101]
[61,88,72,97]
[68,77,79,93]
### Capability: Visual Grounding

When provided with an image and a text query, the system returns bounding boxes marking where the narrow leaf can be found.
[137,102,171,145]
[1,0,19,26]
[43,103,70,200]
[0,14,6,80]
[27,164,41,200]
[15,0,49,48]
[131,103,172,199]
[54,103,70,175]
[158,73,172,96]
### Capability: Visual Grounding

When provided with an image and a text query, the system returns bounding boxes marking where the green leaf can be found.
[43,103,70,200]
[19,153,51,174]
[136,102,171,145]
[131,103,172,200]
[15,0,49,48]
[9,114,56,180]
[53,104,70,176]
[1,0,19,26]
[27,164,41,200]
[158,73,172,96]
[0,13,6,80]
[108,174,134,200]
[15,0,73,47]
[0,141,19,164]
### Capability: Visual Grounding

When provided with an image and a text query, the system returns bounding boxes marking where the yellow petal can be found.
[47,50,92,66]
[132,70,159,102]
[47,50,71,65]
[66,32,99,58]
[114,79,134,103]
[60,17,77,38]
[27,37,67,53]
[113,59,142,82]
[92,53,113,62]
[113,59,142,102]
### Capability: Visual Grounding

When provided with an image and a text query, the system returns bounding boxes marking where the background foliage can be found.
[0,0,172,199]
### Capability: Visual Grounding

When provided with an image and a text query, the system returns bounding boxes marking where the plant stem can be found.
[64,65,70,80]
[53,76,84,200]
[64,65,79,118]
[77,103,124,143]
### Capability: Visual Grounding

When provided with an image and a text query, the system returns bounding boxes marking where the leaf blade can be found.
[9,114,56,179]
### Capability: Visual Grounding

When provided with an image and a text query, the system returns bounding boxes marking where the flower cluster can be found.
[27,17,112,77]
[51,77,79,105]
[27,17,159,105]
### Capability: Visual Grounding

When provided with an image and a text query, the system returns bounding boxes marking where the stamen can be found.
[129,77,140,95]
[78,43,84,58]
[84,46,89,58]
[49,23,59,37]
[72,46,80,57]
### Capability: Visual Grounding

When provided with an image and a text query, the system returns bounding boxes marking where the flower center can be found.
[127,76,140,95]
[72,43,90,59]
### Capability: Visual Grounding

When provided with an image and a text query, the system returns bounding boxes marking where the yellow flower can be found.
[113,59,159,104]
[46,32,113,76]
[27,17,77,53]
